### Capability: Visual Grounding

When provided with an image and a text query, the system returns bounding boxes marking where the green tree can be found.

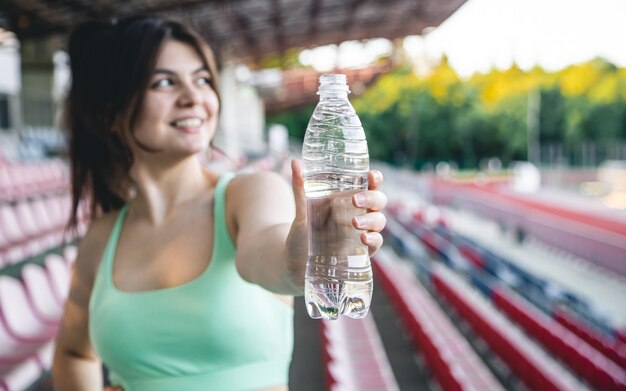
[266,57,626,170]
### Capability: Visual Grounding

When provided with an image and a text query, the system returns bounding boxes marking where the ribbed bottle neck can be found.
[317,74,350,98]
[318,91,349,100]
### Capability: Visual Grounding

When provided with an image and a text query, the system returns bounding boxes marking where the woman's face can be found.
[131,39,219,157]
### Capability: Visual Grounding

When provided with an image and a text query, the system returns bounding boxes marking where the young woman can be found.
[52,16,387,391]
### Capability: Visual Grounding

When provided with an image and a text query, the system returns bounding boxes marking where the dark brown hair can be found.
[64,15,221,231]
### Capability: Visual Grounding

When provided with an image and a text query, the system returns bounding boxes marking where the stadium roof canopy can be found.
[0,0,466,66]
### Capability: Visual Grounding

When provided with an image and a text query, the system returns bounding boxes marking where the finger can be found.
[367,170,383,190]
[353,212,387,232]
[362,232,383,256]
[291,159,307,223]
[353,190,388,211]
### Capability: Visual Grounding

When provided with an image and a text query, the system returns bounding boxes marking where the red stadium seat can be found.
[321,314,400,391]
[374,252,505,391]
[555,308,626,370]
[432,265,588,391]
[493,286,626,390]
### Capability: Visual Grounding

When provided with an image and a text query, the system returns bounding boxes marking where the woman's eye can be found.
[196,76,211,86]
[152,78,174,88]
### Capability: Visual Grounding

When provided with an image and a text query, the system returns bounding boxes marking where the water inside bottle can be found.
[304,173,372,320]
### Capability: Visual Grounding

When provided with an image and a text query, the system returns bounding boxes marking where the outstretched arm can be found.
[232,160,386,295]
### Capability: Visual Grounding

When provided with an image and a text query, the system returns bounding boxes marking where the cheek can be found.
[134,98,169,134]
[205,91,220,116]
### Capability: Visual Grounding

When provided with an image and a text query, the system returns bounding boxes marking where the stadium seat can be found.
[0,228,10,268]
[321,314,400,391]
[0,276,57,343]
[0,167,14,203]
[374,250,504,391]
[36,341,55,371]
[432,264,587,391]
[0,319,42,369]
[63,245,78,270]
[13,201,46,258]
[30,198,62,249]
[492,286,626,390]
[44,254,72,305]
[0,206,29,263]
[21,263,64,325]
[555,308,626,370]
[41,197,63,230]
[0,357,42,391]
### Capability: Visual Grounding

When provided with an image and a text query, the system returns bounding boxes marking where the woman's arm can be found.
[53,218,113,390]
[231,159,387,295]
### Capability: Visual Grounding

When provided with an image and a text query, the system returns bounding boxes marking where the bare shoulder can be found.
[62,209,121,312]
[229,171,290,196]
[225,171,294,234]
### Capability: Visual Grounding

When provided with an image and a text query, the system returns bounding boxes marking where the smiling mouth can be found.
[171,118,205,129]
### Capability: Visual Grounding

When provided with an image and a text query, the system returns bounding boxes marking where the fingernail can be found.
[354,193,366,207]
[354,215,367,228]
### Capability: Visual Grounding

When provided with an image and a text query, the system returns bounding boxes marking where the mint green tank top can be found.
[89,174,294,391]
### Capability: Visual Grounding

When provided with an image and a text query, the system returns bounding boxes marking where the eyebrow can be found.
[153,66,210,76]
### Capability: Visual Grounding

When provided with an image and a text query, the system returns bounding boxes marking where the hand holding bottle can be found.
[299,74,385,319]
[351,169,387,255]
[290,160,386,259]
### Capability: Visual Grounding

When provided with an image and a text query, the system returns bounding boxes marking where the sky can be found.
[421,0,626,77]
[301,0,626,78]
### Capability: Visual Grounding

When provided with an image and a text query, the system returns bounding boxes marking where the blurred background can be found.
[0,0,625,390]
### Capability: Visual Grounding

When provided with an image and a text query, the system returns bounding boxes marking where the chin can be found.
[182,140,211,156]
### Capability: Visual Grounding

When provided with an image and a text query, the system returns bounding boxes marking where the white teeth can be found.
[174,118,203,128]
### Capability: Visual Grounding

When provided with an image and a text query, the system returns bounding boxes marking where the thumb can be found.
[291,159,307,222]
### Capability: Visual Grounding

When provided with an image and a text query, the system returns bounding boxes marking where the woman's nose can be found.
[178,84,201,106]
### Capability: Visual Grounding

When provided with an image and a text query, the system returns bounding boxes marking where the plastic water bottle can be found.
[302,74,371,320]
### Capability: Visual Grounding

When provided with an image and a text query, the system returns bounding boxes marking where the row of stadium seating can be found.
[0,193,87,268]
[432,264,590,391]
[1,157,80,390]
[397,205,624,352]
[381,220,587,390]
[374,249,504,391]
[491,285,626,389]
[0,249,75,391]
[320,313,400,391]
[428,178,626,277]
[434,219,626,371]
[0,160,69,204]
[384,208,626,390]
